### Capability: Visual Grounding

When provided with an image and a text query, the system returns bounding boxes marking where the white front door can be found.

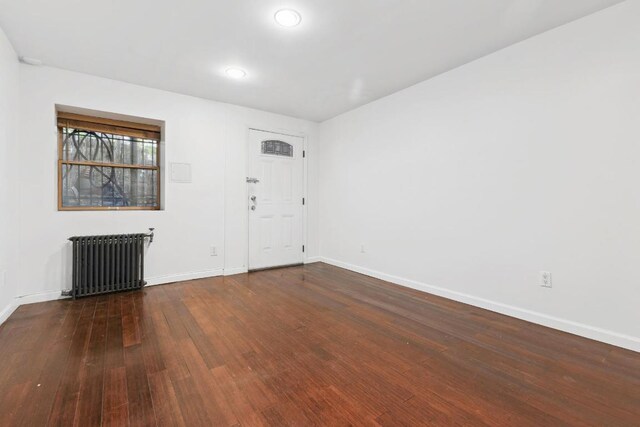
[248,129,304,270]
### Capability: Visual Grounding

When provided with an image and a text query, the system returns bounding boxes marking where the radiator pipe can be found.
[146,228,155,244]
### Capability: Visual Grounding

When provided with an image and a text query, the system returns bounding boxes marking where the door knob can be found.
[250,195,256,201]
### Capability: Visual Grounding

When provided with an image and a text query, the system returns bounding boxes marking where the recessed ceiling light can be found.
[225,67,247,79]
[274,9,302,27]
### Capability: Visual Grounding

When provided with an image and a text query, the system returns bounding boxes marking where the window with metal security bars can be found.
[57,112,161,210]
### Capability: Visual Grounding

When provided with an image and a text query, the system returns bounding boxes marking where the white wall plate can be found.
[170,162,192,183]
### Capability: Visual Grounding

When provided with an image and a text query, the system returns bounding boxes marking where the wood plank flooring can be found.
[0,262,638,426]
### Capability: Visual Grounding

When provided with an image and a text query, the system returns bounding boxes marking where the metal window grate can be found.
[60,127,159,208]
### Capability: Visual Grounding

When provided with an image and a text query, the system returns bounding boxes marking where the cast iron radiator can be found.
[68,229,154,298]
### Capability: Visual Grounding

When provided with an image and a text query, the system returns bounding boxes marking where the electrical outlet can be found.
[210,246,217,256]
[540,271,552,288]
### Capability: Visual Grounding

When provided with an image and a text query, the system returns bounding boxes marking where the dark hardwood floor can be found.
[0,263,638,426]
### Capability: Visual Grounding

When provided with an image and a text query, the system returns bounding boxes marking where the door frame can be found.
[245,126,309,270]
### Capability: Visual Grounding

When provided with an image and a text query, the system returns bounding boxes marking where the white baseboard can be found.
[0,268,227,327]
[223,267,248,276]
[319,257,640,353]
[4,259,637,352]
[0,291,69,327]
[0,301,17,326]
[14,290,69,305]
[146,269,224,286]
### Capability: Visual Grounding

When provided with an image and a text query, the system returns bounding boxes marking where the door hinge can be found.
[303,150,306,158]
[302,197,305,205]
[302,245,305,253]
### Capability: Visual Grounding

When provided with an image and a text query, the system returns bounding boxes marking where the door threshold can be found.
[248,263,304,273]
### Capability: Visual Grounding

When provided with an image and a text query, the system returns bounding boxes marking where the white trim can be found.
[304,256,322,264]
[319,257,640,353]
[1,291,70,327]
[223,267,248,276]
[0,268,231,327]
[248,127,307,139]
[302,134,309,265]
[14,290,69,304]
[0,302,17,325]
[145,269,223,286]
[2,259,636,353]
[0,267,230,326]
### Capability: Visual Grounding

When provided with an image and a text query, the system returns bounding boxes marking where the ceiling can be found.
[0,0,625,122]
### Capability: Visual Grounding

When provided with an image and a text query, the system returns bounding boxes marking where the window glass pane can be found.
[61,164,158,208]
[60,124,159,209]
[61,127,158,167]
[261,140,293,157]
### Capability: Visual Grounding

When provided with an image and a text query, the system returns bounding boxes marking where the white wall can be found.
[0,26,19,321]
[15,65,318,302]
[318,1,640,351]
